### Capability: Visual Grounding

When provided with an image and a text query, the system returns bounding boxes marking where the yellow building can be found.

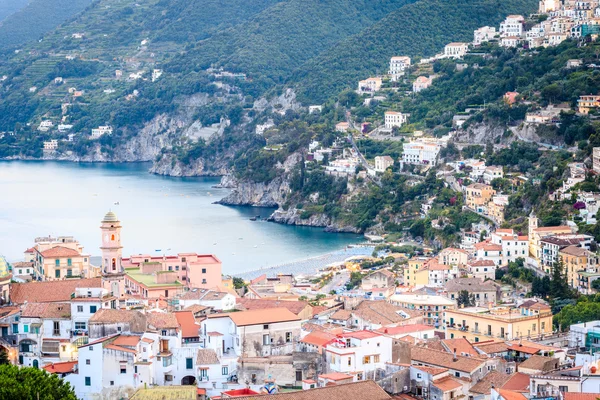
[404,257,430,287]
[487,201,505,225]
[527,214,573,262]
[28,236,96,280]
[559,245,590,289]
[578,94,600,114]
[389,293,456,326]
[444,301,552,343]
[465,183,495,210]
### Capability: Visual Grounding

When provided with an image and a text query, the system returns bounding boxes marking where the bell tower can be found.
[100,211,125,298]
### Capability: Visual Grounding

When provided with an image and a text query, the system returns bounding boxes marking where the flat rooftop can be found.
[125,268,184,288]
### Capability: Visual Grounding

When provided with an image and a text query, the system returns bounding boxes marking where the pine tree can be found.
[0,348,9,365]
[550,259,570,300]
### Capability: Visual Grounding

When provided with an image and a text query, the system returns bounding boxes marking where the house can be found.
[335,122,350,133]
[465,183,495,212]
[202,308,301,358]
[177,289,235,312]
[91,126,113,139]
[487,196,508,225]
[518,355,559,375]
[361,269,395,290]
[474,241,503,266]
[528,213,574,263]
[490,229,528,264]
[500,37,521,48]
[38,120,53,132]
[324,330,392,380]
[388,294,455,327]
[350,300,421,330]
[9,278,102,305]
[413,76,433,92]
[445,278,499,305]
[444,43,469,59]
[410,346,494,382]
[27,236,94,280]
[467,260,497,281]
[389,56,411,81]
[357,77,382,93]
[539,235,591,273]
[503,92,519,105]
[384,111,408,129]
[560,245,592,289]
[438,248,468,267]
[500,15,525,37]
[43,140,59,151]
[299,330,337,353]
[567,59,583,68]
[444,302,553,342]
[374,156,394,172]
[578,94,600,114]
[483,167,504,184]
[308,105,322,114]
[474,26,497,45]
[402,141,440,166]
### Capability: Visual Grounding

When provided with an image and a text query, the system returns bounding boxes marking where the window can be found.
[110,381,114,386]
[75,322,86,330]
[90,306,97,313]
[417,373,422,378]
[53,321,60,336]
[559,386,568,393]
[161,330,167,336]
[347,357,352,366]
[263,324,269,330]
[202,279,207,284]
[182,266,186,271]
[67,259,72,267]
[168,266,172,271]
[175,266,179,271]
[202,268,206,274]
[286,332,292,343]
[55,259,60,267]
[181,257,186,262]
[23,325,28,333]
[374,354,380,363]
[77,306,83,312]
[89,346,93,351]
[165,375,173,382]
[222,366,229,376]
[12,324,18,334]
[455,372,460,378]
[20,342,30,352]
[263,334,270,345]
[134,366,138,373]
[85,377,91,386]
[55,269,60,278]
[86,359,90,365]
[363,356,371,364]
[186,358,193,369]
[67,269,72,277]
[120,366,126,374]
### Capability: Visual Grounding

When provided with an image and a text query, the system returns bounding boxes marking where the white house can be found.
[358,77,382,94]
[413,76,433,93]
[444,43,469,59]
[389,56,411,81]
[474,26,497,45]
[384,111,408,129]
[38,120,53,132]
[483,166,503,184]
[402,142,441,166]
[374,156,394,172]
[91,126,113,139]
[500,15,525,37]
[177,289,236,312]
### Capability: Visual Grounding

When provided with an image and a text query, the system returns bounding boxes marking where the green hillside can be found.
[0,0,29,22]
[292,0,538,103]
[169,0,419,89]
[0,0,93,50]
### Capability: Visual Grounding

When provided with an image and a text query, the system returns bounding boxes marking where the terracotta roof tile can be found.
[470,371,511,394]
[40,246,81,258]
[376,324,432,336]
[105,344,136,354]
[43,361,78,374]
[113,335,141,347]
[330,309,352,320]
[518,355,558,372]
[410,346,486,373]
[237,298,310,316]
[352,301,410,325]
[21,302,71,319]
[230,380,391,400]
[442,338,479,357]
[563,393,600,400]
[433,376,463,392]
[498,389,528,400]
[301,331,337,347]
[174,311,199,338]
[196,349,219,365]
[500,372,530,392]
[211,308,300,326]
[412,365,448,376]
[147,312,180,330]
[89,309,147,333]
[319,372,354,381]
[10,278,102,304]
[475,342,509,354]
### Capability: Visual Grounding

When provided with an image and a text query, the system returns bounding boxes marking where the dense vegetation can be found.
[0,364,78,400]
[0,0,28,22]
[292,0,538,102]
[0,0,92,50]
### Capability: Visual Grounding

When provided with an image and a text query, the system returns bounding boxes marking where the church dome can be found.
[102,211,119,222]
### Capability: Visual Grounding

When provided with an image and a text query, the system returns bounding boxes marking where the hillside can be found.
[0,0,93,50]
[168,0,419,90]
[292,0,539,103]
[0,0,28,22]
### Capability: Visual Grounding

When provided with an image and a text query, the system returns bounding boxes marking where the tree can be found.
[457,290,475,307]
[0,348,9,365]
[550,259,574,300]
[0,364,77,400]
[592,279,600,292]
[233,277,246,290]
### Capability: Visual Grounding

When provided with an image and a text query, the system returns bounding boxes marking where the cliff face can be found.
[268,208,360,232]
[217,176,291,207]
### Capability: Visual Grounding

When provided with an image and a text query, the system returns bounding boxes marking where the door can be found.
[32,359,38,369]
[1,327,7,337]
[222,339,225,354]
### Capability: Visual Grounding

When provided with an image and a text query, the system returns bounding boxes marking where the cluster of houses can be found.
[2,212,600,399]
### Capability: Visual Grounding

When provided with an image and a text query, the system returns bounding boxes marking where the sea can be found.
[0,161,364,276]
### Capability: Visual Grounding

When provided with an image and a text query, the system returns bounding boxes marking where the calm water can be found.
[0,161,361,275]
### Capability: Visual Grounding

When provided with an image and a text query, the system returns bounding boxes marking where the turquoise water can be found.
[0,161,361,275]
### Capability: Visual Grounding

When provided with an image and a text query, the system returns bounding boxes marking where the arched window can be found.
[112,258,116,271]
[32,359,38,369]
[111,234,115,241]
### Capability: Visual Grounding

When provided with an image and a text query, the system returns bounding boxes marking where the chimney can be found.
[453,348,458,361]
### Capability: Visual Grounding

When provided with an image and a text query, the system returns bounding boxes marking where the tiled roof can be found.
[518,355,558,372]
[507,344,539,354]
[43,360,77,374]
[89,309,147,333]
[319,372,354,381]
[560,245,588,257]
[174,311,199,338]
[410,346,486,373]
[340,330,381,340]
[0,306,20,319]
[231,380,391,400]
[475,341,509,354]
[179,289,230,301]
[445,278,497,293]
[147,312,180,330]
[518,300,551,311]
[412,365,448,376]
[183,304,211,314]
[563,393,600,400]
[105,344,136,354]
[376,324,433,336]
[498,389,528,400]
[533,225,571,233]
[433,376,463,392]
[21,302,71,319]
[214,308,300,326]
[40,246,81,258]
[352,300,408,325]
[500,372,530,392]
[301,331,336,347]
[10,277,102,304]
[474,242,502,251]
[468,260,496,267]
[196,349,219,365]
[470,371,511,394]
[330,309,352,320]
[237,298,310,316]
[113,335,141,347]
[442,338,479,357]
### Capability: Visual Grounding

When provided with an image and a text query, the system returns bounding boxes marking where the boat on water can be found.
[249,216,257,221]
